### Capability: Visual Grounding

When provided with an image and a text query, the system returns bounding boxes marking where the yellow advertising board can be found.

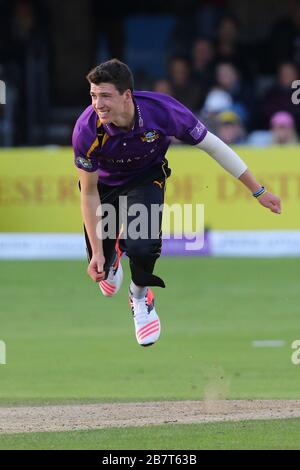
[166,145,300,230]
[0,148,81,232]
[0,146,298,232]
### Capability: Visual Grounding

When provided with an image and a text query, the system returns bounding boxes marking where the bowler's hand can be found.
[87,253,106,282]
[258,192,281,214]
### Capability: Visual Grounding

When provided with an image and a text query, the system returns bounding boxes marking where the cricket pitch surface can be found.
[1,400,300,433]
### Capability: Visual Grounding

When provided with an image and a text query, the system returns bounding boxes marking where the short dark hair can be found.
[86,59,134,94]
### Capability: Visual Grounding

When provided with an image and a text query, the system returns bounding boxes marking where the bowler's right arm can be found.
[78,169,106,282]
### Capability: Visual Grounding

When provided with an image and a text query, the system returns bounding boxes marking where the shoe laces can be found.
[107,264,117,280]
[132,296,149,324]
[108,255,120,279]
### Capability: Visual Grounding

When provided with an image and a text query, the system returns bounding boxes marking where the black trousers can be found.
[82,161,171,288]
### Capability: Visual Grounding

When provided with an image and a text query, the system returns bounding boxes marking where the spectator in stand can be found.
[2,0,49,144]
[168,56,203,112]
[215,15,239,60]
[191,37,215,100]
[271,111,298,145]
[214,62,255,128]
[199,87,233,134]
[247,111,298,146]
[267,0,300,72]
[214,14,253,78]
[259,62,300,132]
[192,37,215,77]
[215,110,246,145]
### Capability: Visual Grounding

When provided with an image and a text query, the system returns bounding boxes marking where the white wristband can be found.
[196,131,247,178]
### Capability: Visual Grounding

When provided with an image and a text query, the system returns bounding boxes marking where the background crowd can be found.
[0,0,300,146]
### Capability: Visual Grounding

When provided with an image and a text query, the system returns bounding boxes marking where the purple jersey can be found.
[72,91,207,186]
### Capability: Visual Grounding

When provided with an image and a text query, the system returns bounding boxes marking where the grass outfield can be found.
[0,257,299,404]
[0,419,300,450]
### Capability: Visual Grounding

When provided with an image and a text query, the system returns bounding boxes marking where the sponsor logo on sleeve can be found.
[76,156,94,170]
[190,121,205,140]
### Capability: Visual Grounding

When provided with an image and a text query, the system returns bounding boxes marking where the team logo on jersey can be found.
[76,156,93,170]
[141,130,159,143]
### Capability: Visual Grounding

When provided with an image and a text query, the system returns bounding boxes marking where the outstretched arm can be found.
[197,131,281,214]
[78,168,106,282]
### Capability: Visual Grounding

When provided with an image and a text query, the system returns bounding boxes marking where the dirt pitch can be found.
[0,400,300,434]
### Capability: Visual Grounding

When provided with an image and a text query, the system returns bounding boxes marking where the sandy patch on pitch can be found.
[0,400,300,434]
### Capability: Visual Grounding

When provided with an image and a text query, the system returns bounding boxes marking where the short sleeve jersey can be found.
[72,91,207,186]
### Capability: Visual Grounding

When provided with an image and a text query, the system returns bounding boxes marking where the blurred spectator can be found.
[215,110,246,145]
[267,0,300,72]
[203,88,233,112]
[214,62,255,127]
[215,15,239,59]
[270,111,298,144]
[259,62,300,132]
[247,111,298,146]
[168,56,203,111]
[214,14,253,77]
[191,37,215,94]
[246,130,273,147]
[152,78,173,95]
[199,87,233,133]
[0,0,49,144]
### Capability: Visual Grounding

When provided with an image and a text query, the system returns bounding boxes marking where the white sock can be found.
[130,281,147,299]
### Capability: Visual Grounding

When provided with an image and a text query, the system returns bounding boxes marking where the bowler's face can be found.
[90,83,130,124]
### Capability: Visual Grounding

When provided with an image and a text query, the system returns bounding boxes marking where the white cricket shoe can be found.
[129,288,161,347]
[99,242,123,297]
